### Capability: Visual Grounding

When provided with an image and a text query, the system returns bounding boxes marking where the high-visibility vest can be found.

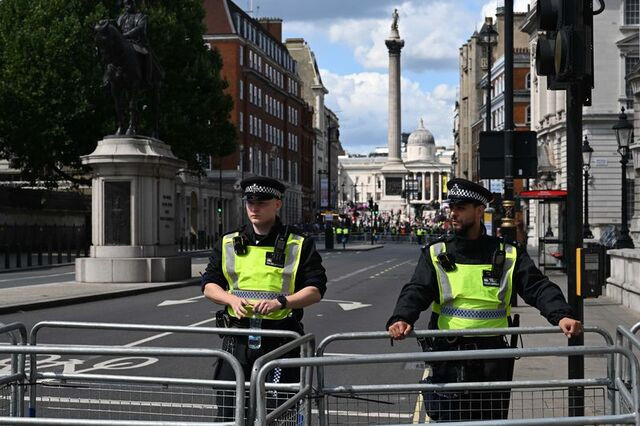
[335,227,342,235]
[429,241,517,330]
[221,232,304,320]
[342,227,349,235]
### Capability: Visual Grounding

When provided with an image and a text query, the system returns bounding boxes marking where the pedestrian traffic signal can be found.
[368,199,374,210]
[374,203,379,215]
[535,0,595,97]
[217,201,222,215]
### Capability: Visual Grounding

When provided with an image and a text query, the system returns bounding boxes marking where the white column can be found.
[437,173,442,203]
[429,173,434,201]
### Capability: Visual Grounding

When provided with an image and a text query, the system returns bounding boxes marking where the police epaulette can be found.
[223,225,246,237]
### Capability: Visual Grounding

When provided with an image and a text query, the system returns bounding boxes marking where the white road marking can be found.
[321,298,372,311]
[369,260,413,278]
[413,367,431,424]
[0,272,74,283]
[328,259,396,284]
[157,295,205,307]
[124,317,217,347]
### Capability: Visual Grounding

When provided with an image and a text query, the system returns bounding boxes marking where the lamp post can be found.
[341,182,346,209]
[613,107,635,248]
[543,172,555,238]
[582,135,594,239]
[451,152,458,179]
[479,19,498,132]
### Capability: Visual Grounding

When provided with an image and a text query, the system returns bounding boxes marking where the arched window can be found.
[525,72,531,89]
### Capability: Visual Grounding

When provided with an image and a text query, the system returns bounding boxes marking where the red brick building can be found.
[202,0,315,224]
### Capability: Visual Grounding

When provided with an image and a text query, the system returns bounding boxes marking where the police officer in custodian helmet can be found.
[201,176,327,420]
[387,178,582,421]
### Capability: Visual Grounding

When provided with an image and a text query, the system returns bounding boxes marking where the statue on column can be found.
[391,9,399,31]
[94,0,164,138]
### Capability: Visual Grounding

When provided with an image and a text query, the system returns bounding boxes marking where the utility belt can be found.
[418,334,508,353]
[215,310,304,334]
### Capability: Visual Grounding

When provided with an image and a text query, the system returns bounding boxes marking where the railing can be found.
[0,224,89,269]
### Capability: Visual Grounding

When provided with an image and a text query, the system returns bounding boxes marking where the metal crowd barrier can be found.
[27,321,312,425]
[615,322,640,419]
[0,322,27,418]
[0,344,244,425]
[256,341,639,425]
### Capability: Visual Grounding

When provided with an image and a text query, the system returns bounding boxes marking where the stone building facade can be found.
[202,0,316,228]
[521,0,635,243]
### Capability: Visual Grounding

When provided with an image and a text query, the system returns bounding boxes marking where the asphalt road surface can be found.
[0,244,431,423]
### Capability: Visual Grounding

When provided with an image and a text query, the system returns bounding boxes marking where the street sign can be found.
[479,130,538,179]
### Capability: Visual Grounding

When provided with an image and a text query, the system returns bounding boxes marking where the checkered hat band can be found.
[244,183,282,198]
[447,185,489,205]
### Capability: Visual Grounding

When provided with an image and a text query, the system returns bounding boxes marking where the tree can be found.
[0,0,236,185]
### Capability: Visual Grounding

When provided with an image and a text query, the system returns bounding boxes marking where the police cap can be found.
[445,178,492,206]
[240,176,286,201]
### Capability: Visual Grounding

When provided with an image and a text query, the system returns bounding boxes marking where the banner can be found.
[320,176,329,208]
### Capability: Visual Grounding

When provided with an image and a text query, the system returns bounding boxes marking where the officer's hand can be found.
[558,317,583,338]
[229,296,249,318]
[252,299,281,315]
[388,321,412,340]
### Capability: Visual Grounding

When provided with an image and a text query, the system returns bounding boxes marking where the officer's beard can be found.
[453,221,474,238]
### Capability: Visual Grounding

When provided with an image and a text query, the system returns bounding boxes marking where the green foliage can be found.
[0,0,236,184]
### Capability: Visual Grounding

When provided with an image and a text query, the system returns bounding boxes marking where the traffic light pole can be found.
[566,83,585,417]
[502,0,516,245]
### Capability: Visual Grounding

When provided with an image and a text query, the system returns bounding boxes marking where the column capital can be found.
[386,39,405,54]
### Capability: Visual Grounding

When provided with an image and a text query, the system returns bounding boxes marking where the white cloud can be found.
[321,69,456,154]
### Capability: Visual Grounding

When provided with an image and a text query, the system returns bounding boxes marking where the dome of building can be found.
[407,118,435,146]
[406,118,436,161]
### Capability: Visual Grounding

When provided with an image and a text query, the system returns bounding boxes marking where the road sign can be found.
[479,131,538,179]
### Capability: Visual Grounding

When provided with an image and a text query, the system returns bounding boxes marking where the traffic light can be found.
[373,203,379,215]
[368,199,374,210]
[217,201,222,215]
[535,0,594,97]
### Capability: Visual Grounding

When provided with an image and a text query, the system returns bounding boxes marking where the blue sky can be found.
[245,0,530,154]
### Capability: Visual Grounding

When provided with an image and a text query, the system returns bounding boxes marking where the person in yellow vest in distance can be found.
[334,224,342,244]
[340,222,349,249]
[387,178,582,422]
[201,176,327,421]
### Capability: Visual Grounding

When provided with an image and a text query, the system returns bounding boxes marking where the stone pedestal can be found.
[75,136,191,283]
[606,249,640,314]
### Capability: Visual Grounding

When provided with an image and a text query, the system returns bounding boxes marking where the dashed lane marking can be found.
[328,259,396,284]
[369,260,413,278]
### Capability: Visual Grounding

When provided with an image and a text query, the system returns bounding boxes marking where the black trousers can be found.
[423,336,514,422]
[213,331,301,421]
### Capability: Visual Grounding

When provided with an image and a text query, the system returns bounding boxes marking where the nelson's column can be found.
[380,9,408,212]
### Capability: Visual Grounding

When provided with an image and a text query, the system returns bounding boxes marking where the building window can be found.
[239,80,244,100]
[626,0,640,25]
[525,73,531,89]
[525,106,531,124]
[239,112,244,132]
[626,56,640,108]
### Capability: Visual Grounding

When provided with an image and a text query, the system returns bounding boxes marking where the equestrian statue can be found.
[95,0,164,138]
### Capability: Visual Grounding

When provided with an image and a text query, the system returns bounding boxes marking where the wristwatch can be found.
[276,295,288,309]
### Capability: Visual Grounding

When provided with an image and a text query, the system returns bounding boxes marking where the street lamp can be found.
[543,172,555,237]
[341,182,346,208]
[479,19,498,132]
[582,135,594,239]
[451,152,458,179]
[612,107,635,248]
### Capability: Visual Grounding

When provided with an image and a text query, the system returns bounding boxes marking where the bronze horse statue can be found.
[94,19,164,138]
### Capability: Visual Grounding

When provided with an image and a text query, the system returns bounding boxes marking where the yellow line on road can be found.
[412,366,431,423]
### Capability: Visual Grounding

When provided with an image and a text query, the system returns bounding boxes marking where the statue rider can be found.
[117,0,153,83]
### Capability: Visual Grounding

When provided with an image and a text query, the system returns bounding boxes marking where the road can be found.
[0,245,428,396]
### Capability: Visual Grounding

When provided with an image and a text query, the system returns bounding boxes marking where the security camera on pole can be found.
[535,0,604,417]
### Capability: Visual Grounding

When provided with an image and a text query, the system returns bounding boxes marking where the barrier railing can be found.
[0,344,244,425]
[0,322,27,418]
[29,321,311,424]
[316,326,616,425]
[615,324,640,419]
[256,344,639,425]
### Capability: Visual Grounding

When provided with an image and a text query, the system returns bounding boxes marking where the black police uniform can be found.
[201,176,327,420]
[386,178,575,421]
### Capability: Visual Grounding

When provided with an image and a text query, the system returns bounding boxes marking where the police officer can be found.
[201,176,327,420]
[387,178,582,421]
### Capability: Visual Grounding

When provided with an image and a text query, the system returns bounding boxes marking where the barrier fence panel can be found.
[27,321,312,424]
[0,322,27,417]
[615,325,640,420]
[256,344,640,425]
[0,344,245,426]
